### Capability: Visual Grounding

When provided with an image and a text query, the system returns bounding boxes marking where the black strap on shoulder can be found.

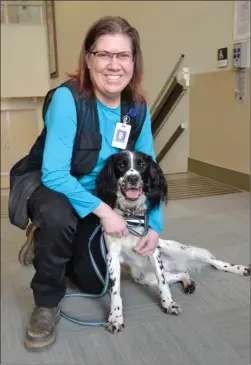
[42,79,83,126]
[42,79,100,134]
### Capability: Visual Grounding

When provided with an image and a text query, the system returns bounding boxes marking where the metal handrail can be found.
[156,124,185,163]
[152,65,190,138]
[150,54,185,121]
[150,56,190,164]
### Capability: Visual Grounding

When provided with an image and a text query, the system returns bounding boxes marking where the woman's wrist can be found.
[93,201,112,219]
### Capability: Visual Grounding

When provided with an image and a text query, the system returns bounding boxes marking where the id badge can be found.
[112,122,131,149]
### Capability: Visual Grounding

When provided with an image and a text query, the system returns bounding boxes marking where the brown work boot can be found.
[24,305,61,351]
[18,223,37,266]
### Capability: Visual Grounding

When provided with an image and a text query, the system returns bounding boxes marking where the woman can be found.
[20,15,164,350]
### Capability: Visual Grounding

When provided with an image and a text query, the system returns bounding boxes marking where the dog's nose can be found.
[127,175,139,185]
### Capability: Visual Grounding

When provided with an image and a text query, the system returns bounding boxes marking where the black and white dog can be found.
[95,150,250,334]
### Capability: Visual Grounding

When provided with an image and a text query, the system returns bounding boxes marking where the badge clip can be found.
[122,107,136,124]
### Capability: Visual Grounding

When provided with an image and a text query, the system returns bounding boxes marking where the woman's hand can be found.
[93,202,129,237]
[135,228,160,256]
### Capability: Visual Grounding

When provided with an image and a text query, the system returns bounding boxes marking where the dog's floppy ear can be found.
[146,158,168,210]
[95,155,118,208]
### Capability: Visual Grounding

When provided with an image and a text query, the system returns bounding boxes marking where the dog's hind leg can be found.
[159,240,250,277]
[178,245,250,276]
[178,244,250,276]
[205,258,250,276]
[133,270,196,294]
[165,272,196,294]
[149,249,181,315]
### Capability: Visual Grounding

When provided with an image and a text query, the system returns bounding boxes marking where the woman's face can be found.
[86,33,134,105]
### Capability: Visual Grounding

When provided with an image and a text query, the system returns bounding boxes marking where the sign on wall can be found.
[234,1,250,41]
[217,47,228,68]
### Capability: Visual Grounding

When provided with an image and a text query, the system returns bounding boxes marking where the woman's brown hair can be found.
[67,16,146,103]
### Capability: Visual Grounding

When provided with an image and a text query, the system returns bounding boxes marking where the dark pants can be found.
[28,185,106,308]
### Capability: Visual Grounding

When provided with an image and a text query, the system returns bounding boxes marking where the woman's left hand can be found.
[135,228,160,256]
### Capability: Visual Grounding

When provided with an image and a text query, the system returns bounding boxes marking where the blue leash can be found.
[60,224,110,327]
[60,213,149,327]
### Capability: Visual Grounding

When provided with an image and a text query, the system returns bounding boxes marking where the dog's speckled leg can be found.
[105,253,125,334]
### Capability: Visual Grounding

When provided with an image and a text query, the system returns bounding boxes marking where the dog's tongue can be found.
[125,188,141,199]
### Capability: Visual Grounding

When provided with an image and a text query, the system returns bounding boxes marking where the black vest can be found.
[8,79,147,229]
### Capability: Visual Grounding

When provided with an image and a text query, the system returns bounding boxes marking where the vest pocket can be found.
[71,132,102,177]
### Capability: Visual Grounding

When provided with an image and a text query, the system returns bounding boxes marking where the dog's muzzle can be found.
[120,174,143,201]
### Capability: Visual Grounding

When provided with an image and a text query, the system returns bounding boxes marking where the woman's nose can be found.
[108,55,121,70]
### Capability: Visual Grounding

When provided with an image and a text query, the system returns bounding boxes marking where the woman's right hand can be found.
[93,202,129,238]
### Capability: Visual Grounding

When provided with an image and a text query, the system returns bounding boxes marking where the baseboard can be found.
[188,158,250,191]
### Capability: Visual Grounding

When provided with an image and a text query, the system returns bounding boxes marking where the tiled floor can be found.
[166,172,241,200]
[1,191,250,365]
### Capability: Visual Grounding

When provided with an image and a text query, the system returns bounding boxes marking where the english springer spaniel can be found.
[95,150,250,334]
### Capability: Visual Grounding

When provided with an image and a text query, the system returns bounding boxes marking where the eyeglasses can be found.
[88,50,134,63]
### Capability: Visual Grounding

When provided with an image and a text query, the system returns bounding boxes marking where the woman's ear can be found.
[146,159,168,210]
[85,51,91,69]
[95,155,118,208]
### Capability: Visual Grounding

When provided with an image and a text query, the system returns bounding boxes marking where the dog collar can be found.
[117,207,145,226]
[125,214,145,227]
[123,209,149,237]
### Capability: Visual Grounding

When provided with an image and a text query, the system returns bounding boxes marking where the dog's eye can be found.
[119,163,125,168]
[139,163,145,168]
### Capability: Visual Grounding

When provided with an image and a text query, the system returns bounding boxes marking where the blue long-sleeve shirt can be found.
[41,87,163,233]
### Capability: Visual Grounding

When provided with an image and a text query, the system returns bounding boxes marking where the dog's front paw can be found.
[105,313,125,334]
[162,300,181,315]
[105,321,125,334]
[183,280,196,294]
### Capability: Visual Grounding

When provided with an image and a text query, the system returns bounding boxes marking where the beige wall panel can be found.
[189,69,250,174]
[1,24,50,97]
[50,1,109,89]
[1,112,11,173]
[9,109,39,166]
[1,175,10,189]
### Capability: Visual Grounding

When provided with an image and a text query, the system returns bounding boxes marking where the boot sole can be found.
[24,308,61,351]
[24,331,56,351]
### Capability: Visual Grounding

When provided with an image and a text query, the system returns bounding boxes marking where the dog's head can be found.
[95,151,168,212]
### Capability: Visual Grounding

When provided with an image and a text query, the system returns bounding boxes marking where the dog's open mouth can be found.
[122,188,143,201]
